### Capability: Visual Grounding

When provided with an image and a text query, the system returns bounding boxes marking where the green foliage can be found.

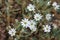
[57,9,60,13]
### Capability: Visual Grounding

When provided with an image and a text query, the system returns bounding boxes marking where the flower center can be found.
[46,28,49,30]
[36,17,39,19]
[12,32,14,34]
[30,7,33,9]
[31,23,33,25]
[24,22,27,24]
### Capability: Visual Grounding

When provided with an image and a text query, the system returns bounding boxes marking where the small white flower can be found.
[15,19,18,22]
[27,4,35,11]
[53,24,57,29]
[43,25,51,32]
[21,18,30,28]
[34,13,43,21]
[52,2,60,10]
[29,20,37,31]
[54,5,60,10]
[52,2,57,7]
[46,14,51,21]
[8,28,16,36]
[47,1,51,5]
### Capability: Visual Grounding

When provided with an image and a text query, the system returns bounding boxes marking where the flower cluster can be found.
[20,12,52,33]
[8,6,53,36]
[7,1,59,39]
[21,18,37,32]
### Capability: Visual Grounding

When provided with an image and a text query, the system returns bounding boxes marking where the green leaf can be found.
[32,37,38,40]
[16,23,23,31]
[15,0,21,4]
[53,29,60,37]
[57,9,60,13]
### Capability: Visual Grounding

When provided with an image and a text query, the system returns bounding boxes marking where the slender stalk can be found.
[5,1,10,26]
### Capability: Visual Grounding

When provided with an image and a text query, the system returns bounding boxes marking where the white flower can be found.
[21,18,30,28]
[28,20,37,31]
[34,13,43,21]
[46,14,51,21]
[52,2,57,7]
[53,24,57,29]
[54,5,60,10]
[43,25,51,32]
[27,4,35,11]
[52,2,60,10]
[15,19,18,22]
[8,28,16,36]
[47,1,51,5]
